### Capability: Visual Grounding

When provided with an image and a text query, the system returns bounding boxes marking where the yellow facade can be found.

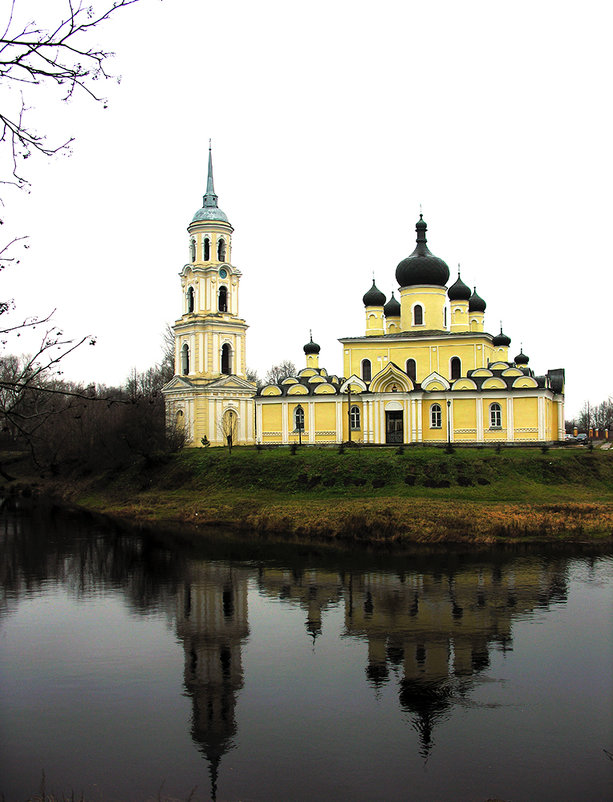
[164,152,564,447]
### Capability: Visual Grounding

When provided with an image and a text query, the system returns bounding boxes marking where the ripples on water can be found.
[0,504,612,802]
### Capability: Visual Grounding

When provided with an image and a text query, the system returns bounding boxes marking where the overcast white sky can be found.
[2,0,612,418]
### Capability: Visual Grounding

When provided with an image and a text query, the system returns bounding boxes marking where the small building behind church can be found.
[163,150,565,446]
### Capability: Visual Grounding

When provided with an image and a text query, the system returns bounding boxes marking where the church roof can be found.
[395,215,450,288]
[192,143,230,224]
[362,279,386,307]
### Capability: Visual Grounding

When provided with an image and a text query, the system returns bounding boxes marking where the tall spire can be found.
[191,140,230,224]
[203,140,219,208]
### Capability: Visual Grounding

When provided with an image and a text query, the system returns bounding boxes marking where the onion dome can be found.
[192,143,230,223]
[515,348,529,365]
[468,287,486,312]
[384,291,401,317]
[448,268,471,301]
[492,326,511,347]
[395,214,450,288]
[362,279,386,307]
[303,332,320,355]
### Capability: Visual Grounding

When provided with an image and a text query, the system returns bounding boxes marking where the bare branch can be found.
[0,0,141,193]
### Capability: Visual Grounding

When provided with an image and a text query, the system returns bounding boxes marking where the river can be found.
[0,502,612,801]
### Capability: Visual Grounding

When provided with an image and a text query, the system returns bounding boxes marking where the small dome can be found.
[304,334,320,355]
[448,271,471,301]
[492,327,511,347]
[363,280,386,307]
[515,348,529,365]
[395,215,450,288]
[469,287,486,313]
[384,291,401,318]
[192,205,229,223]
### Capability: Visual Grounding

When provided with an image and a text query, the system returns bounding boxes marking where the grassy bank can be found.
[26,444,612,545]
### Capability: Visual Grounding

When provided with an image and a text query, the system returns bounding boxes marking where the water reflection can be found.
[175,563,250,799]
[0,503,609,801]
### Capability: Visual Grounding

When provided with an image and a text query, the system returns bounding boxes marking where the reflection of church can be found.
[174,562,250,800]
[172,553,569,791]
[163,147,565,446]
[344,559,569,756]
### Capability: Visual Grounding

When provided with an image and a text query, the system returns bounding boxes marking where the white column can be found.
[476,398,484,441]
[309,401,315,444]
[198,333,204,374]
[190,334,195,375]
[405,398,410,444]
[282,402,289,443]
[335,399,342,443]
[556,399,564,441]
[507,396,514,441]
[538,395,545,440]
[417,399,423,442]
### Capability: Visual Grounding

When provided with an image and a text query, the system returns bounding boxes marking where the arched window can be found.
[444,307,448,327]
[361,359,372,382]
[181,343,189,375]
[413,304,424,326]
[203,238,210,261]
[218,285,228,313]
[187,286,195,313]
[430,403,442,429]
[450,357,461,380]
[190,239,196,262]
[221,343,231,375]
[490,403,502,429]
[294,405,305,431]
[406,358,416,382]
[217,238,226,261]
[350,405,360,430]
[175,409,184,430]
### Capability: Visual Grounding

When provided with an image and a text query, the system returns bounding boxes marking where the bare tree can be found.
[218,409,238,453]
[1,0,141,197]
[264,360,297,386]
[0,1,142,473]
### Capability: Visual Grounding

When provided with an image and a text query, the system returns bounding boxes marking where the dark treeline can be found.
[0,352,182,479]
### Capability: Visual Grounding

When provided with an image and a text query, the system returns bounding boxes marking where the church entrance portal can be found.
[385,411,403,444]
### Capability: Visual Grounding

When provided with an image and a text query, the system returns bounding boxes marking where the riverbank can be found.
[4,445,613,545]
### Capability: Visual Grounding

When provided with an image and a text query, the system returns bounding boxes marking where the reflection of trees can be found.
[0,502,184,623]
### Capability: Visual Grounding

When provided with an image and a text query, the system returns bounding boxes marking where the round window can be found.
[219,267,228,279]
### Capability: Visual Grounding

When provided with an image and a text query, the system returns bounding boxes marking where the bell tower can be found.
[163,144,256,446]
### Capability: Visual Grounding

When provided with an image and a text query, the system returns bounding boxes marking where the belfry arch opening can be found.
[181,343,189,375]
[218,285,228,313]
[187,286,195,313]
[203,238,210,261]
[218,238,226,262]
[221,343,232,375]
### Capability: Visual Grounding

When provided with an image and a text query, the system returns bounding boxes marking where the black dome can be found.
[448,271,471,301]
[515,348,529,365]
[469,287,486,313]
[395,215,450,288]
[492,327,511,347]
[384,291,401,317]
[304,334,320,355]
[363,280,386,307]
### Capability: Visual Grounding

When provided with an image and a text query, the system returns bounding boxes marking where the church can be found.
[162,149,565,446]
